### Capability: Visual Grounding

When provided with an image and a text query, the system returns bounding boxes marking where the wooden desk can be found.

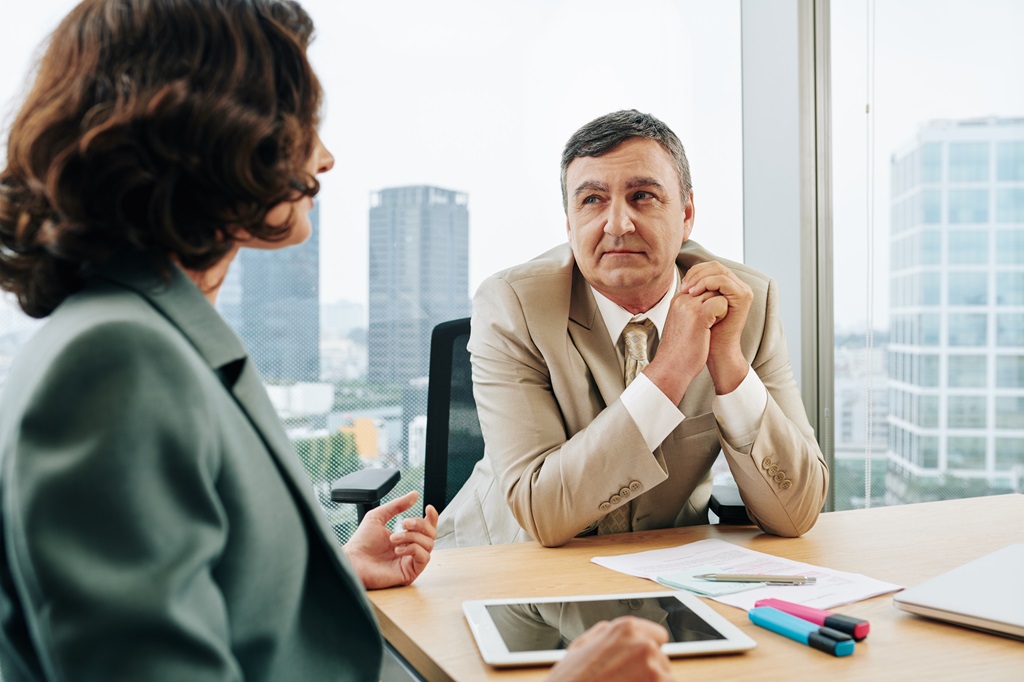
[369,495,1024,681]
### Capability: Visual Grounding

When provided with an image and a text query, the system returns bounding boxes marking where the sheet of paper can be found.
[591,538,902,610]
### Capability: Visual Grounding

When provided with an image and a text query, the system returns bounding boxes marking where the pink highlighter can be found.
[754,598,870,641]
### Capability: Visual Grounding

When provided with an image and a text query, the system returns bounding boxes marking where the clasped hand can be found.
[646,260,753,401]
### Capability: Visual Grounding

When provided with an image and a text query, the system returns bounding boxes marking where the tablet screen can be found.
[485,595,725,652]
[464,590,756,667]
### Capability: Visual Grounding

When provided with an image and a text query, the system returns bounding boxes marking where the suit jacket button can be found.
[762,457,774,469]
[619,487,632,499]
[767,464,779,476]
[774,472,786,483]
[610,494,621,505]
[629,481,643,493]
[599,501,611,512]
[781,479,793,490]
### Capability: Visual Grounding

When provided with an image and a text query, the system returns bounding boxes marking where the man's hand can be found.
[547,617,674,682]
[644,288,728,404]
[681,260,752,394]
[344,491,439,590]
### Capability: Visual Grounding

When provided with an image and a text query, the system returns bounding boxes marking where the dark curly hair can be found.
[0,0,323,317]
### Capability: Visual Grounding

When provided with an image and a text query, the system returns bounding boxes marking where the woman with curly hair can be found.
[0,1,441,679]
[0,1,674,680]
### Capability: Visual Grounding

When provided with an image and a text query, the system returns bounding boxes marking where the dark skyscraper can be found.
[222,202,321,384]
[368,186,470,385]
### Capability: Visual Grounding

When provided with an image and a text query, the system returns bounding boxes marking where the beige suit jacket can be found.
[436,240,828,548]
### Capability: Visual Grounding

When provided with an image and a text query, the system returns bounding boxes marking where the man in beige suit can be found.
[437,110,827,548]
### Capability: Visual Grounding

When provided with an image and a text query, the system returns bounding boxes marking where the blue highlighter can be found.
[749,606,855,657]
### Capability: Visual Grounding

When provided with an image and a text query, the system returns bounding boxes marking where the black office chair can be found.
[421,317,481,516]
[331,316,748,525]
[330,318,480,520]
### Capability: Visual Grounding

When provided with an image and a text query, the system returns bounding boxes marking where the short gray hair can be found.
[560,109,692,213]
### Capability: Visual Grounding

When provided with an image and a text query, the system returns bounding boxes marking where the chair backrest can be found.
[423,317,483,516]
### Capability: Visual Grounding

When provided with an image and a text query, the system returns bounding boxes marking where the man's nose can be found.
[604,199,635,237]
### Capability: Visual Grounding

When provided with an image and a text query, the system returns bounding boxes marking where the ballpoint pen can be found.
[693,573,817,585]
[755,598,870,640]
[749,606,855,657]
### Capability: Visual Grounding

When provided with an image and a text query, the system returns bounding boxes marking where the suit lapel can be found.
[567,264,625,407]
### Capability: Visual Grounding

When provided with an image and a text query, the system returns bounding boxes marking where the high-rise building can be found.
[368,185,471,385]
[220,202,322,384]
[887,117,1024,503]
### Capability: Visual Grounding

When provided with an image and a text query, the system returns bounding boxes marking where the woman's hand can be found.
[343,491,439,590]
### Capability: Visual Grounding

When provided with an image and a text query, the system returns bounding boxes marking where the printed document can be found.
[591,538,901,610]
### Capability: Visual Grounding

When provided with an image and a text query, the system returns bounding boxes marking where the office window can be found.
[947,437,986,470]
[948,355,987,388]
[997,141,1024,181]
[948,189,989,224]
[996,272,1024,305]
[995,396,1024,429]
[948,313,987,347]
[921,229,942,264]
[920,272,941,305]
[995,438,1024,471]
[949,142,989,182]
[921,436,940,468]
[997,314,1024,347]
[996,355,1024,388]
[920,143,943,183]
[918,395,939,429]
[947,272,988,306]
[829,0,1024,508]
[920,313,941,347]
[919,354,940,387]
[995,229,1024,264]
[996,188,1024,224]
[922,189,942,224]
[948,230,988,265]
[948,395,987,429]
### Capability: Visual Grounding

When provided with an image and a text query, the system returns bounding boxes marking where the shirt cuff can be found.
[712,366,768,449]
[620,372,685,452]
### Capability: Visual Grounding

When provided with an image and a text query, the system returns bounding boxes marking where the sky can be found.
[2,0,1023,334]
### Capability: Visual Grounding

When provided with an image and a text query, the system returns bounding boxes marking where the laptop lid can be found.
[893,543,1024,640]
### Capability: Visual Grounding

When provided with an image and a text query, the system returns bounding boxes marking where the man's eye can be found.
[582,196,600,205]
[633,191,652,201]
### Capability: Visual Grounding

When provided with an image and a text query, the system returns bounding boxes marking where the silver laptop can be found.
[893,543,1024,640]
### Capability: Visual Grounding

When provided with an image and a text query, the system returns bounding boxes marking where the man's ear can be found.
[681,191,695,242]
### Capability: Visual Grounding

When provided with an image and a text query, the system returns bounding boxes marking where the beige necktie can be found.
[597,319,655,535]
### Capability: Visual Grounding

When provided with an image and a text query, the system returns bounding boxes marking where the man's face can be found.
[565,137,694,313]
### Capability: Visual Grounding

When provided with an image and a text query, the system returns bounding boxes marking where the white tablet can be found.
[463,590,757,667]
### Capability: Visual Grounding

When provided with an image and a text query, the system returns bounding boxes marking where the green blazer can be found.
[0,256,382,681]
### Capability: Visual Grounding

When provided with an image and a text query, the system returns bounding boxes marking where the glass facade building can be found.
[220,203,322,384]
[367,186,471,386]
[887,118,1024,502]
